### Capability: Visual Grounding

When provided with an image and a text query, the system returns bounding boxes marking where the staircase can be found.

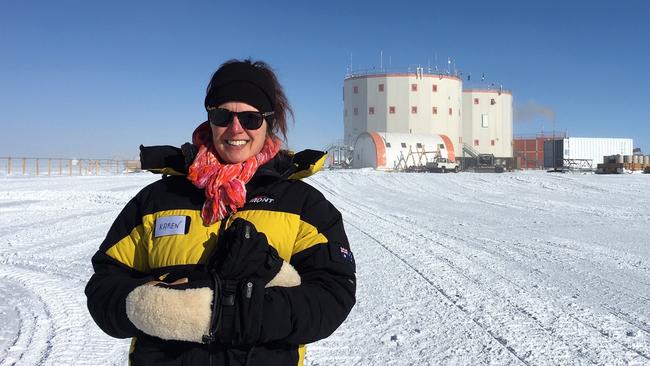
[462,143,480,158]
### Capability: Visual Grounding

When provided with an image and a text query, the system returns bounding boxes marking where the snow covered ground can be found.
[0,170,648,365]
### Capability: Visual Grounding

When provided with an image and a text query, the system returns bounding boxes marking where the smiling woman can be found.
[85,59,356,366]
[201,60,289,165]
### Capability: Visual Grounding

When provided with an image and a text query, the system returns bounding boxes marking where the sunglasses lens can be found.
[239,112,264,130]
[208,108,232,127]
[207,109,266,130]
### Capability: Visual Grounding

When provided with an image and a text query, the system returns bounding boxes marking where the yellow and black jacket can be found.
[85,149,356,366]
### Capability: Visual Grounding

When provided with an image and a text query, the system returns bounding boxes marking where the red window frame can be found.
[432,106,438,115]
[491,139,495,146]
[474,98,479,105]
[448,108,453,116]
[474,139,480,146]
[389,106,396,114]
[411,84,418,92]
[411,106,417,114]
[432,84,438,92]
[378,84,384,92]
[368,107,375,115]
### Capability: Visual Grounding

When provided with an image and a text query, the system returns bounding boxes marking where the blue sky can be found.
[1,0,649,159]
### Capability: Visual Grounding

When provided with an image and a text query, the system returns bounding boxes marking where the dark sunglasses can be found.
[207,108,274,130]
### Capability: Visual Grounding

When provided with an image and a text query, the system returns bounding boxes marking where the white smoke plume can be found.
[514,100,555,123]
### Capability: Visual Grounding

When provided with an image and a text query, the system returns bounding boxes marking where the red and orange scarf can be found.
[187,122,282,225]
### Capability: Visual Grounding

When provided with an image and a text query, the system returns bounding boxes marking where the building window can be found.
[481,114,489,127]
[439,144,445,149]
[368,107,375,115]
[448,108,452,116]
[378,84,384,92]
[491,139,495,146]
[474,98,479,105]
[411,106,418,114]
[401,143,407,148]
[353,107,358,116]
[386,142,391,147]
[474,139,480,146]
[353,86,358,94]
[416,143,423,148]
[432,84,438,92]
[432,106,438,115]
[411,84,418,92]
[490,98,496,105]
[389,106,396,114]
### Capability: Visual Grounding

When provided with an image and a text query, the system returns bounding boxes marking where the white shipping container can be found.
[562,137,633,166]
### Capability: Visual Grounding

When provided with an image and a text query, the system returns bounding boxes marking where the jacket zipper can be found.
[206,217,229,365]
[203,271,221,343]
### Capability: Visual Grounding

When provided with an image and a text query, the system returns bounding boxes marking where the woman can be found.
[85,59,356,366]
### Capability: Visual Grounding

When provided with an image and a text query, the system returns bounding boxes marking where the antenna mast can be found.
[350,53,353,73]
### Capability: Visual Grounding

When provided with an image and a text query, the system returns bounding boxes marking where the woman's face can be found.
[211,101,268,164]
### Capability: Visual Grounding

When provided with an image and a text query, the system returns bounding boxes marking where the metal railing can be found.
[514,131,568,140]
[345,66,460,79]
[345,66,512,93]
[0,157,141,177]
[462,143,480,158]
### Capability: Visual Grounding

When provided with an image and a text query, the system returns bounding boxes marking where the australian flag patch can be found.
[339,246,353,262]
[329,244,355,272]
[328,243,355,271]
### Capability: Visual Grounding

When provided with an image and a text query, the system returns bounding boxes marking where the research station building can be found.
[343,68,513,169]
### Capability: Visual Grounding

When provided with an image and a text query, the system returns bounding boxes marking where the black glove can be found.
[210,218,283,282]
[204,218,284,345]
[215,278,267,345]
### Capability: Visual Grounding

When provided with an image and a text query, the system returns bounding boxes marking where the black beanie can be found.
[204,62,276,113]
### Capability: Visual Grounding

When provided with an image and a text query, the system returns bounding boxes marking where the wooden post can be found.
[96,160,100,175]
[7,157,10,175]
[79,160,83,176]
[59,159,62,176]
[69,160,72,176]
[22,158,26,175]
[36,159,39,176]
[48,159,51,176]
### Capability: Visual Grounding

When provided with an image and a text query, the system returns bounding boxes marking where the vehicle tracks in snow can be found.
[0,265,130,366]
[0,275,54,366]
[310,175,650,365]
[347,219,532,365]
[342,194,650,364]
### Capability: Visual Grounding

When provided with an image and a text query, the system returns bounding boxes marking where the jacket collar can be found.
[140,144,327,181]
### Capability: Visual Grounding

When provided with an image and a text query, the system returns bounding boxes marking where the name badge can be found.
[154,215,190,238]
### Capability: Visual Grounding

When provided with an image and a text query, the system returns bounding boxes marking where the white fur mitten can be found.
[125,260,300,343]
